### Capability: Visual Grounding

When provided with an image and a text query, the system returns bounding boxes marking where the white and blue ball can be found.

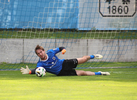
[35,67,46,77]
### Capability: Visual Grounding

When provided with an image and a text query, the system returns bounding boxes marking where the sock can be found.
[90,55,94,59]
[94,72,102,75]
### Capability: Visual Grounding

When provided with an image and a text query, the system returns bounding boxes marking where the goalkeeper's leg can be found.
[77,54,103,64]
[76,70,110,76]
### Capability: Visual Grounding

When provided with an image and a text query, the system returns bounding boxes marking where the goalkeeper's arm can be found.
[59,47,66,54]
[59,47,65,51]
[29,68,36,74]
[20,65,36,74]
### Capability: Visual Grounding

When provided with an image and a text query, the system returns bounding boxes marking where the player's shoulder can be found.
[53,47,59,50]
[46,49,55,57]
[47,49,54,53]
[47,48,59,53]
[37,60,43,66]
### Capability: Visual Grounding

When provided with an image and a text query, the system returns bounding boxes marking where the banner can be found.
[0,0,136,30]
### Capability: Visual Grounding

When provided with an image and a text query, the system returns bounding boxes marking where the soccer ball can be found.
[35,67,46,77]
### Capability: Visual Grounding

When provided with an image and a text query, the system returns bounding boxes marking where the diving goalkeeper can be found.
[20,45,110,76]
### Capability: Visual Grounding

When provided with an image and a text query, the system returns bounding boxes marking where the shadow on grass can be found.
[0,68,137,82]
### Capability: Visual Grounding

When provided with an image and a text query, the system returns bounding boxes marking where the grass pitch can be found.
[0,68,137,100]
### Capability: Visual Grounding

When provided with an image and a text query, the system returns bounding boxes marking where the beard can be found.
[40,54,47,60]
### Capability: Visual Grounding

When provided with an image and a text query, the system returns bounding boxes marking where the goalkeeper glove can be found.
[61,49,66,54]
[20,65,31,74]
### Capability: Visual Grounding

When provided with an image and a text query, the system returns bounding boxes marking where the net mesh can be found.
[0,0,137,70]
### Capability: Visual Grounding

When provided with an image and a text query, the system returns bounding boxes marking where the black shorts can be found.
[57,59,78,76]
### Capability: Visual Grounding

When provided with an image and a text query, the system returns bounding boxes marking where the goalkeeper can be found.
[20,45,110,76]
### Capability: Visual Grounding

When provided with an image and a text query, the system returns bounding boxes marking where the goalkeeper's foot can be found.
[93,54,103,59]
[98,71,110,75]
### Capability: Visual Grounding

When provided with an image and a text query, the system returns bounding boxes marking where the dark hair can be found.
[35,45,45,54]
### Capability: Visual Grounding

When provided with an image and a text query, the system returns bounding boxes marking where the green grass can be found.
[1,62,137,70]
[0,30,137,39]
[0,29,137,99]
[0,68,137,100]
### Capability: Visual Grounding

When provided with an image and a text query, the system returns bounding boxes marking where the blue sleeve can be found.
[47,47,60,54]
[36,60,43,67]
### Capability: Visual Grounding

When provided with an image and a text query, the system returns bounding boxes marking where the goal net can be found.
[0,0,137,70]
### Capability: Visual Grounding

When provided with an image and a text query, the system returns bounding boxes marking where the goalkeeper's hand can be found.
[61,49,66,54]
[20,65,30,74]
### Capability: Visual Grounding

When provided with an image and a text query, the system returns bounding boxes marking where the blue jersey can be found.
[36,47,65,75]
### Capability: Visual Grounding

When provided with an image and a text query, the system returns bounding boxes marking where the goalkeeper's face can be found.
[36,49,47,60]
